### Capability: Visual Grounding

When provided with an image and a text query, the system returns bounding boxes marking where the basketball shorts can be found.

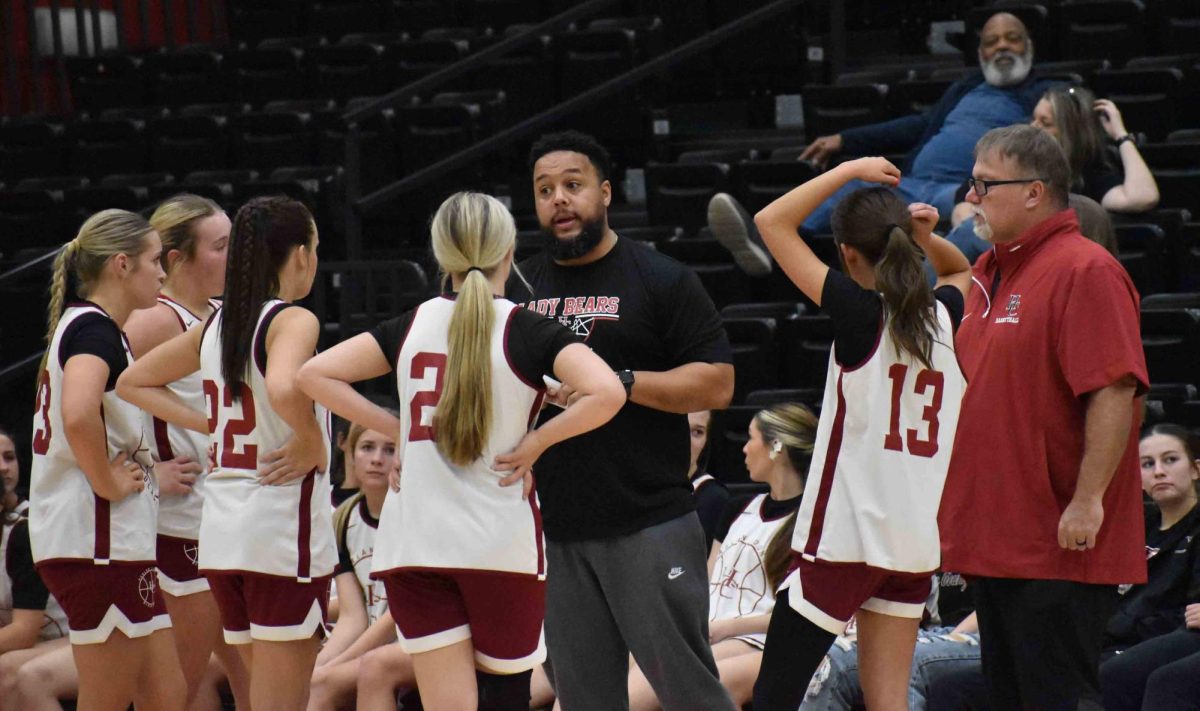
[156,534,209,596]
[206,571,331,644]
[784,556,933,635]
[38,560,171,645]
[380,569,546,673]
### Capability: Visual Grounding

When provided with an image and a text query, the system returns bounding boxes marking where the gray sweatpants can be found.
[544,512,737,711]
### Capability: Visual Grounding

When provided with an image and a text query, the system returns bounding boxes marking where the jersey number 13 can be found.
[883,363,944,458]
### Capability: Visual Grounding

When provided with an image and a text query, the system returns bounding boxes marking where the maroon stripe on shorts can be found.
[94,494,111,561]
[153,416,175,460]
[96,402,111,561]
[297,470,315,579]
[528,483,545,577]
[803,372,848,558]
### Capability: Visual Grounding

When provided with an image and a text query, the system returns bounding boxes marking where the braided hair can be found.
[219,196,315,395]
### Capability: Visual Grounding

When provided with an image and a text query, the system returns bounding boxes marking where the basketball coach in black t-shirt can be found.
[507,130,737,710]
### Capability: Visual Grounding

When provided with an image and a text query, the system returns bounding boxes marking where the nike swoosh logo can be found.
[668,570,684,580]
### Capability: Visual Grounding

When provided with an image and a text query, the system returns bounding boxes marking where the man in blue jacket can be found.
[709,12,1055,273]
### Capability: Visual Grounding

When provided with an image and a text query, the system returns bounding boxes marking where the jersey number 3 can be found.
[883,363,944,458]
[202,381,258,469]
[32,370,52,455]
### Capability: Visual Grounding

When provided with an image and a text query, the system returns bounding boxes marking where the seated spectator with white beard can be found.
[707,12,1057,274]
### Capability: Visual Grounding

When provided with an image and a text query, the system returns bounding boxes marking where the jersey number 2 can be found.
[408,352,447,442]
[883,363,944,458]
[202,380,258,469]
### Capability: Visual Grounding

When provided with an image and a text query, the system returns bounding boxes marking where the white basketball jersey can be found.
[197,301,335,581]
[793,302,965,572]
[30,304,158,564]
[152,296,213,539]
[335,495,387,625]
[709,494,794,643]
[372,297,547,578]
[1,518,68,641]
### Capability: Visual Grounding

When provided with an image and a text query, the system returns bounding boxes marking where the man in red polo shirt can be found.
[939,124,1148,711]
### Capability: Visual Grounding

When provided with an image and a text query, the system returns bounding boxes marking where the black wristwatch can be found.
[1114,133,1136,147]
[616,369,635,397]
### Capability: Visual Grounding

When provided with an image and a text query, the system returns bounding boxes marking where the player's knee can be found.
[14,661,55,699]
[356,649,389,687]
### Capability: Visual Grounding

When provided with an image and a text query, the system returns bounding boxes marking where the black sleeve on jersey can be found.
[934,286,965,333]
[59,313,127,391]
[693,478,732,550]
[508,307,581,385]
[6,520,51,611]
[659,265,734,366]
[713,494,755,544]
[821,269,884,369]
[369,312,416,370]
[331,494,359,576]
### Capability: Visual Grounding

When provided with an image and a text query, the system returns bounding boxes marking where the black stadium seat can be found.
[644,162,730,235]
[723,316,779,404]
[70,118,149,180]
[1059,0,1147,62]
[802,84,890,139]
[151,115,232,175]
[1141,308,1200,388]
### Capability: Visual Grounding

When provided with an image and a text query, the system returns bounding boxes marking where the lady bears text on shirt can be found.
[521,296,621,340]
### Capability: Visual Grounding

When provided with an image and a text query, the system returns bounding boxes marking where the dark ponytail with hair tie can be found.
[832,189,939,370]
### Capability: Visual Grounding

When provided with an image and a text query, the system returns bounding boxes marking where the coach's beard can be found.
[540,216,606,260]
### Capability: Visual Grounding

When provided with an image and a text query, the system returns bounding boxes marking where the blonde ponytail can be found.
[39,210,154,375]
[44,240,80,349]
[429,192,516,466]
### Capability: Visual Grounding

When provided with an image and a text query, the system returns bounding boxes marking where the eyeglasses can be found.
[967,177,1047,197]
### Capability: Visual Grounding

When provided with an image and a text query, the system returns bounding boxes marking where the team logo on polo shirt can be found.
[994,294,1021,324]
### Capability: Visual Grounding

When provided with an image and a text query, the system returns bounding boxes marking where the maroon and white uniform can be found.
[709,493,800,649]
[198,300,335,643]
[333,493,387,625]
[785,273,965,634]
[2,516,68,641]
[30,302,169,644]
[151,295,213,595]
[369,295,577,672]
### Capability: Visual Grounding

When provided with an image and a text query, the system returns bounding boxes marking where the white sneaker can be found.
[707,193,772,277]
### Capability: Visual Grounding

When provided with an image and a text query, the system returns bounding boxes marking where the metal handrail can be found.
[341,0,621,124]
[353,0,806,220]
[0,247,59,287]
[0,353,41,389]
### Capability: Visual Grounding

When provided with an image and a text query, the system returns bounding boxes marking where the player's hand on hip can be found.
[545,382,578,408]
[388,459,401,492]
[1057,497,1104,551]
[110,451,146,497]
[258,435,325,486]
[155,456,201,496]
[799,134,843,168]
[494,430,547,500]
[848,157,901,186]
